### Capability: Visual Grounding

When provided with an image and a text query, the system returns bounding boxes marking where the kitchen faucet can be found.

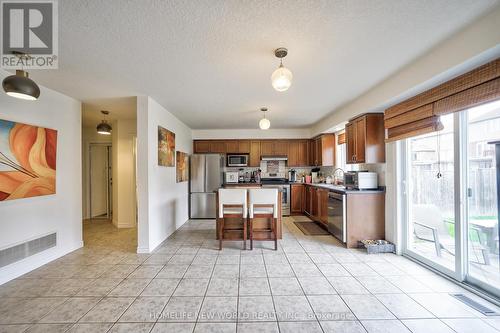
[333,168,345,185]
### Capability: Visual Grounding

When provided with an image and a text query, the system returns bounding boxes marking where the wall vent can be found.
[0,233,57,268]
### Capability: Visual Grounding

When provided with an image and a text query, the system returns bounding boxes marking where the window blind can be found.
[384,58,500,142]
[337,132,346,145]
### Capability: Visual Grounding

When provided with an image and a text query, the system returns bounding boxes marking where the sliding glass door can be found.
[404,113,458,276]
[403,100,500,298]
[465,101,500,295]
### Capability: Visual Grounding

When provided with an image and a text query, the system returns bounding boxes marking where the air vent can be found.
[451,293,498,316]
[0,233,57,268]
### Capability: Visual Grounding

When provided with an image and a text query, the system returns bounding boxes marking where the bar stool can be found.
[218,188,248,250]
[248,188,279,250]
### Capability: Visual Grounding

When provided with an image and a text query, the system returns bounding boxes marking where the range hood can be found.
[261,156,288,161]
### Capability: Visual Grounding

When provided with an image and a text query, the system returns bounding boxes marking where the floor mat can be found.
[294,221,330,236]
[292,215,313,222]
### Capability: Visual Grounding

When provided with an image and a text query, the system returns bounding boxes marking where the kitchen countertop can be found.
[223,182,261,187]
[291,182,385,194]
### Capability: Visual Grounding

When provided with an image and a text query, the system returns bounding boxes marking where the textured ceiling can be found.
[31,0,499,129]
[82,97,136,127]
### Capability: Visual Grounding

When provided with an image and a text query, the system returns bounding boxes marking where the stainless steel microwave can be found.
[344,171,378,190]
[227,154,249,167]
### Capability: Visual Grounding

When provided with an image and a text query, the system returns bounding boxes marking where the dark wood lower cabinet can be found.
[291,184,305,215]
[345,192,385,248]
[295,184,385,248]
[304,185,312,215]
[318,189,328,225]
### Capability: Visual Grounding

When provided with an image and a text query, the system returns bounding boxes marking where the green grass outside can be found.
[444,216,497,242]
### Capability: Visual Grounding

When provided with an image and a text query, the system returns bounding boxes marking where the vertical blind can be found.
[384,58,500,142]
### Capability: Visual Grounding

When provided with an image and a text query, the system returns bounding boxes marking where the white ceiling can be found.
[82,97,136,127]
[31,0,499,129]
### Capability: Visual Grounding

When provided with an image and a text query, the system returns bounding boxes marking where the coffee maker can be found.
[288,169,297,182]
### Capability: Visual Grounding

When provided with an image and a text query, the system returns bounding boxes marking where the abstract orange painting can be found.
[0,119,57,201]
[176,151,189,182]
[158,126,175,167]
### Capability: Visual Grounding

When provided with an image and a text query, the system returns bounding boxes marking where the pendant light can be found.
[2,69,40,101]
[259,107,271,130]
[2,53,40,101]
[271,47,292,92]
[96,111,112,135]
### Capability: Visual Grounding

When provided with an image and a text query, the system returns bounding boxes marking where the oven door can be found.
[261,185,290,216]
[227,155,248,167]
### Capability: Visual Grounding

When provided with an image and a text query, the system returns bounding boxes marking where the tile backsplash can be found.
[224,162,386,185]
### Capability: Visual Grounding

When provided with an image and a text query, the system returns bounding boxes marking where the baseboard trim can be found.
[136,246,150,254]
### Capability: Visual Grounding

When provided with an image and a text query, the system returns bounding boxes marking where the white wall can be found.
[112,119,137,228]
[193,128,311,139]
[137,96,193,253]
[311,6,500,136]
[0,69,82,285]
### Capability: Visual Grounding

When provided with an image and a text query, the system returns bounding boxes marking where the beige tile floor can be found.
[1,217,500,333]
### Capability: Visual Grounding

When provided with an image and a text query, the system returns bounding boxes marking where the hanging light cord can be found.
[436,130,442,179]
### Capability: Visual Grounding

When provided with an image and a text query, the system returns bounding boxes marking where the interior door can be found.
[90,144,110,219]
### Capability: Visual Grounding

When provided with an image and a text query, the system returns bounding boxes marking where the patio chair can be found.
[412,204,490,265]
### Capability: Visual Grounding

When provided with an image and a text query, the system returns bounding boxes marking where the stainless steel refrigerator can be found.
[190,154,224,219]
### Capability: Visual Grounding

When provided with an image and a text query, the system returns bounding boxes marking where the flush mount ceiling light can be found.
[2,69,40,101]
[271,47,293,92]
[259,107,271,130]
[96,110,112,135]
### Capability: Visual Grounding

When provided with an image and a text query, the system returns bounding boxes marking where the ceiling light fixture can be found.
[259,107,270,130]
[96,110,112,135]
[2,69,40,101]
[271,47,292,92]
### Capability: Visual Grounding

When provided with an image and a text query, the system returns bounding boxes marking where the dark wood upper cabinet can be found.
[193,136,335,167]
[288,141,299,167]
[260,140,288,156]
[238,140,250,153]
[274,140,289,156]
[288,140,309,167]
[225,140,238,153]
[345,113,385,164]
[260,141,274,156]
[209,141,226,153]
[309,134,335,167]
[249,141,261,167]
[194,140,210,153]
[346,122,355,163]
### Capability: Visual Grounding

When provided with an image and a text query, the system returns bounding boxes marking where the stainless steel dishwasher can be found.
[327,192,346,243]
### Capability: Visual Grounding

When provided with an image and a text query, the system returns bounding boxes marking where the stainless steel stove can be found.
[261,178,290,216]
